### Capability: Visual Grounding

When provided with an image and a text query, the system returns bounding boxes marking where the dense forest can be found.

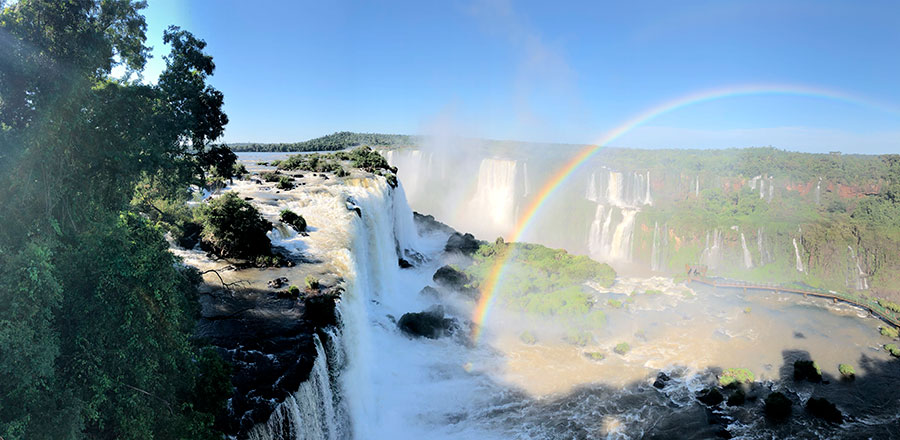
[0,1,234,438]
[227,131,418,152]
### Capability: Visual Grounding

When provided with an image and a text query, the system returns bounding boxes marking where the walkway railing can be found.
[688,273,900,329]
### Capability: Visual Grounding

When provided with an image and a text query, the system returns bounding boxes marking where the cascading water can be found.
[699,229,723,270]
[585,169,651,264]
[793,238,804,272]
[740,232,753,269]
[694,175,700,197]
[468,158,519,239]
[609,209,637,261]
[815,178,822,205]
[247,334,343,440]
[847,245,868,290]
[650,222,660,272]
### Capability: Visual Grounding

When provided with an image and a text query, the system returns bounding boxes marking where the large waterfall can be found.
[585,169,651,264]
[740,232,753,269]
[793,238,804,273]
[468,158,519,239]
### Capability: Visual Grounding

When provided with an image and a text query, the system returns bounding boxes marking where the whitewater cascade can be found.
[468,158,520,239]
[793,238,804,273]
[847,246,868,290]
[649,222,668,272]
[815,178,822,205]
[700,229,723,270]
[740,232,753,269]
[650,222,660,271]
[756,228,773,265]
[585,169,651,263]
[695,175,700,197]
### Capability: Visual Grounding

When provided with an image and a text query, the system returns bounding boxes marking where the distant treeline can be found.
[227,131,419,152]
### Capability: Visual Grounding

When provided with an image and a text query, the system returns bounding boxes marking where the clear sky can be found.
[140,0,900,153]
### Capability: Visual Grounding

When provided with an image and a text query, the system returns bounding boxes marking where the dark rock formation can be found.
[433,265,469,289]
[764,392,792,421]
[267,277,289,289]
[793,360,822,383]
[398,257,413,268]
[195,285,340,438]
[653,372,670,389]
[696,388,724,406]
[397,305,458,339]
[177,221,202,249]
[419,286,440,297]
[805,397,843,424]
[413,212,456,236]
[444,232,482,255]
[726,389,745,406]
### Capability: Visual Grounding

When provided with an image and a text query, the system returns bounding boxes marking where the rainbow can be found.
[470,83,899,343]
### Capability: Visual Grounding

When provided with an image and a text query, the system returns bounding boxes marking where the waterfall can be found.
[700,229,722,270]
[759,178,765,199]
[847,246,868,290]
[609,209,637,261]
[756,227,772,265]
[468,158,518,238]
[587,204,606,259]
[793,238,804,272]
[607,171,624,207]
[768,178,774,202]
[599,207,614,256]
[650,222,660,271]
[586,172,599,202]
[695,175,700,197]
[391,183,421,261]
[740,232,753,269]
[522,162,530,197]
[247,334,343,440]
[644,171,652,205]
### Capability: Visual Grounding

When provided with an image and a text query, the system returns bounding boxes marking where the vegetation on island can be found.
[614,342,631,355]
[838,363,855,379]
[281,209,308,232]
[196,192,276,263]
[718,368,755,387]
[463,240,615,332]
[227,131,418,152]
[0,2,233,437]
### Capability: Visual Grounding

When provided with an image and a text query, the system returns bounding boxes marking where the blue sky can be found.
[141,0,900,153]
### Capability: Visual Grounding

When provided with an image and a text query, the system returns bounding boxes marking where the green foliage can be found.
[614,342,631,355]
[227,131,417,152]
[880,326,899,339]
[793,360,823,382]
[564,330,593,347]
[584,351,605,361]
[280,209,307,232]
[463,241,615,331]
[885,344,900,357]
[0,2,230,437]
[288,285,301,297]
[607,299,623,308]
[838,363,855,378]
[519,330,537,345]
[196,192,273,259]
[305,275,320,291]
[276,175,294,190]
[718,368,755,387]
[879,299,900,313]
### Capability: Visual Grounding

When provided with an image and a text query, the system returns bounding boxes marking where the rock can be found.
[397,306,458,339]
[267,277,289,289]
[726,389,746,406]
[653,372,671,389]
[303,295,338,328]
[764,392,792,421]
[418,286,440,297]
[433,265,469,290]
[177,221,202,249]
[793,360,822,383]
[413,212,456,235]
[805,397,843,424]
[697,388,724,406]
[398,258,413,269]
[445,232,482,255]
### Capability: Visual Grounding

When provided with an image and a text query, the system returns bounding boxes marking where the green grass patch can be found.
[614,342,631,355]
[718,368,755,387]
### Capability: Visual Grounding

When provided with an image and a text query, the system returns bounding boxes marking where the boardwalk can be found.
[686,265,900,329]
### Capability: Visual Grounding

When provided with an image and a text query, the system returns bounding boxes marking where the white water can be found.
[815,178,822,205]
[847,245,868,290]
[609,209,637,262]
[740,232,753,269]
[468,158,519,239]
[650,222,660,272]
[694,175,700,197]
[700,229,723,270]
[793,238,804,272]
[248,334,341,440]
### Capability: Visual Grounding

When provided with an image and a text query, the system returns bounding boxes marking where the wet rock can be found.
[653,372,671,389]
[793,360,823,383]
[726,389,745,406]
[267,277,289,289]
[413,212,456,235]
[177,221,202,249]
[806,397,843,424]
[697,388,724,406]
[764,392,792,421]
[397,305,458,339]
[433,265,469,290]
[398,257,413,269]
[444,232,482,255]
[419,286,440,297]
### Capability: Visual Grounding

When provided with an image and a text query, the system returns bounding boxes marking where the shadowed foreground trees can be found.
[0,1,233,438]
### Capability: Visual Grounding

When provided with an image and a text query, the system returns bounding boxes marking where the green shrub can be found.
[232,162,248,178]
[607,299,623,308]
[743,306,752,314]
[644,289,663,295]
[880,326,899,339]
[564,330,592,347]
[260,172,281,182]
[584,351,605,361]
[885,344,900,357]
[519,331,537,345]
[288,285,301,297]
[276,175,294,190]
[718,368,755,387]
[197,192,273,259]
[280,209,307,232]
[305,275,320,291]
[838,363,855,378]
[614,342,631,355]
